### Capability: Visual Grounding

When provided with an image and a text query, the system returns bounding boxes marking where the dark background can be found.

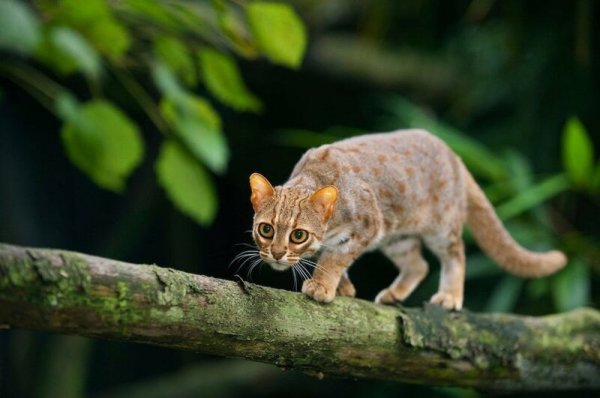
[1,1,599,397]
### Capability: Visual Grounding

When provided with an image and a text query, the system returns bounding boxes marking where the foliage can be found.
[60,98,144,192]
[562,117,598,192]
[0,0,307,225]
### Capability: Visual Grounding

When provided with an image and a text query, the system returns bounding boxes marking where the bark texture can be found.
[0,243,598,391]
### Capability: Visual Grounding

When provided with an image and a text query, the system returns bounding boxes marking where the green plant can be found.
[0,0,307,225]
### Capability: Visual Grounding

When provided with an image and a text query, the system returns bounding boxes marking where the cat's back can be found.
[297,129,454,172]
[311,129,450,161]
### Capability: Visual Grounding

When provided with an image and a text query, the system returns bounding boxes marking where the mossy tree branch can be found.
[0,243,598,391]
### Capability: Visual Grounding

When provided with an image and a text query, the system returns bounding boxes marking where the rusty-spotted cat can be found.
[248,129,566,310]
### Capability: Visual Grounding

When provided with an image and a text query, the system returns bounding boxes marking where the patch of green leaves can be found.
[60,98,144,192]
[214,0,258,58]
[153,36,197,86]
[156,141,217,225]
[160,94,229,174]
[246,1,307,68]
[153,62,229,174]
[49,0,131,59]
[199,48,262,112]
[36,26,102,80]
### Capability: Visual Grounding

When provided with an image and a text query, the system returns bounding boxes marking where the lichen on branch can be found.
[0,243,598,391]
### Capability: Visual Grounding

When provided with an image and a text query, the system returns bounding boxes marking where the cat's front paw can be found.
[302,279,335,303]
[430,291,463,310]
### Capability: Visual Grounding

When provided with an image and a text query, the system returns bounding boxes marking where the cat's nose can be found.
[271,249,286,260]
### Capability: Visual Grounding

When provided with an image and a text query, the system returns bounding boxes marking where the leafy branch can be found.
[0,0,308,224]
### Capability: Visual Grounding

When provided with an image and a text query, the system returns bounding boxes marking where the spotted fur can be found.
[249,129,567,310]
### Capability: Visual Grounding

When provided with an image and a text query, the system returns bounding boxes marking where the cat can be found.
[248,129,567,310]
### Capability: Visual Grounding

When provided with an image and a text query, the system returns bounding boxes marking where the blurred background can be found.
[0,0,599,397]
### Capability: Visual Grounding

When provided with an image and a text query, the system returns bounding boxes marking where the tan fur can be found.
[249,129,567,310]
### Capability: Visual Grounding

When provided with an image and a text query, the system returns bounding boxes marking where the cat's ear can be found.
[249,173,275,211]
[310,186,338,222]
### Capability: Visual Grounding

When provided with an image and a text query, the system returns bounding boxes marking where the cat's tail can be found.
[464,170,567,277]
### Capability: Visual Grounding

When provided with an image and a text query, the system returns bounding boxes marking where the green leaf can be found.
[503,150,532,193]
[122,0,180,31]
[51,0,131,59]
[37,26,102,80]
[562,117,594,187]
[160,94,229,174]
[53,0,111,24]
[61,100,144,192]
[0,1,41,54]
[552,260,590,312]
[214,0,259,58]
[156,141,217,225]
[86,18,131,59]
[153,36,197,86]
[496,174,571,220]
[199,48,262,112]
[246,1,307,68]
[152,61,183,98]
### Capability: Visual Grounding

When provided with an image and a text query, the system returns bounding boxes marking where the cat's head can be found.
[249,173,338,270]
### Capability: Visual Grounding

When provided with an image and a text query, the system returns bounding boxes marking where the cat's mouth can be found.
[269,262,291,271]
[263,257,296,271]
[259,252,296,270]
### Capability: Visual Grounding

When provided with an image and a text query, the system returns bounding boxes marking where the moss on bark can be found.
[0,243,598,391]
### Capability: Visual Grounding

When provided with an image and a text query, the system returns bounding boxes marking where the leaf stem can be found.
[0,61,64,115]
[109,66,169,135]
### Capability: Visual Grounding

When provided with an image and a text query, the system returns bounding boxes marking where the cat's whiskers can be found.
[230,248,271,282]
[291,266,299,291]
[233,242,257,249]
[299,258,332,278]
[246,258,264,282]
[229,249,259,270]
[294,261,312,281]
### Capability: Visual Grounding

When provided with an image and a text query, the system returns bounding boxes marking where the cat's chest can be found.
[323,223,409,253]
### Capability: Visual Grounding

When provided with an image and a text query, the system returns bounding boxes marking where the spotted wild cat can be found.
[247,129,567,310]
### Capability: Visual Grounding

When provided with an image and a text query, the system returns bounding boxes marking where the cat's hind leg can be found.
[375,238,428,305]
[423,229,465,310]
[336,271,356,297]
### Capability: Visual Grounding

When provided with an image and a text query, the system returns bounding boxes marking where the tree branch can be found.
[0,243,598,391]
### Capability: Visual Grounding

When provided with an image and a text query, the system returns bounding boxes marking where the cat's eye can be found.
[290,229,309,244]
[258,223,274,239]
